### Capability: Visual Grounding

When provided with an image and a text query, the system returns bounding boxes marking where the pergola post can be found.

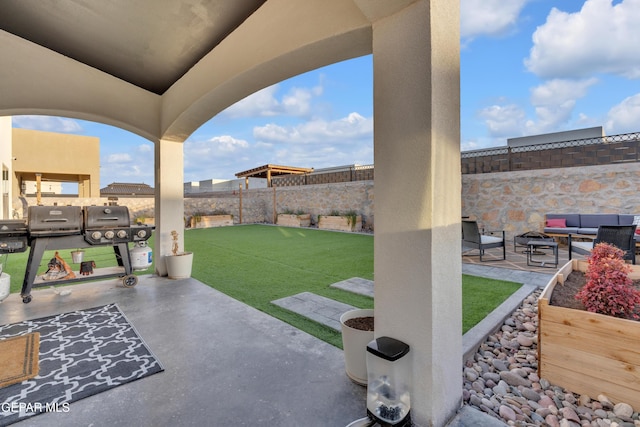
[372,1,461,426]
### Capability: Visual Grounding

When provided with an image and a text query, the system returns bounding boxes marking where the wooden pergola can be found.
[235,164,313,188]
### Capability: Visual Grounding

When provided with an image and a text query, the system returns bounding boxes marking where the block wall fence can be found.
[13,162,640,241]
[15,181,376,231]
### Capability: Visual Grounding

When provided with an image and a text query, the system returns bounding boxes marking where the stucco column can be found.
[154,138,185,276]
[372,1,461,426]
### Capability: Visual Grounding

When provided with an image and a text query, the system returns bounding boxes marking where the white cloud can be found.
[461,0,529,41]
[182,135,251,180]
[254,112,372,144]
[185,135,249,158]
[478,104,526,137]
[605,93,640,133]
[12,115,83,133]
[525,0,640,79]
[106,153,133,163]
[526,78,598,133]
[223,82,324,118]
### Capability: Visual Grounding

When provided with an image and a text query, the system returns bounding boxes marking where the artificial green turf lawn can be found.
[185,225,521,347]
[3,225,521,348]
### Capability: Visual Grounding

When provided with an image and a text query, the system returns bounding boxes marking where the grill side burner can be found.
[20,205,154,303]
[83,206,151,245]
[0,220,28,254]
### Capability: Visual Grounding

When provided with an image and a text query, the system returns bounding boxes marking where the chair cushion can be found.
[572,241,594,254]
[480,235,502,244]
[546,218,566,228]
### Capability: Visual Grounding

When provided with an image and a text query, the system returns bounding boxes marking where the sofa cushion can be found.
[579,214,618,228]
[577,228,599,235]
[544,227,579,235]
[546,213,580,228]
[618,214,639,226]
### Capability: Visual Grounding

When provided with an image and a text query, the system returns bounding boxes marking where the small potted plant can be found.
[164,230,193,279]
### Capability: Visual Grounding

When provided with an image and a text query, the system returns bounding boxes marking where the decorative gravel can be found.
[463,290,640,426]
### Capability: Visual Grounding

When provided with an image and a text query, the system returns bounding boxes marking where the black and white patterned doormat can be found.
[0,303,164,426]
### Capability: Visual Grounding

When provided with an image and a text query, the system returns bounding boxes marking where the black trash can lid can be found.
[367,336,410,361]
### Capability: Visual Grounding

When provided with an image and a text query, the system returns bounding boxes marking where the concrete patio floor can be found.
[0,275,367,427]
[0,244,564,427]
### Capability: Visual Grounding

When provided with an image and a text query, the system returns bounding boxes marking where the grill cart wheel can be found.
[22,295,32,304]
[122,275,138,288]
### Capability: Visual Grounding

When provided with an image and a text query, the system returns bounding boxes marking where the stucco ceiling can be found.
[0,0,266,95]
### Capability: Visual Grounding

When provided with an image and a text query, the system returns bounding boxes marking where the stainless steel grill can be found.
[18,205,153,304]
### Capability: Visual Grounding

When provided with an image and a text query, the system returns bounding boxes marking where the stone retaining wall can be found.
[462,162,640,241]
[15,162,640,241]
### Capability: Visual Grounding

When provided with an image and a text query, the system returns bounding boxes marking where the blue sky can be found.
[12,0,640,191]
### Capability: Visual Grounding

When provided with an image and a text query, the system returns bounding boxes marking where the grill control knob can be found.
[105,230,115,239]
[137,229,148,238]
[91,231,102,240]
[117,230,128,239]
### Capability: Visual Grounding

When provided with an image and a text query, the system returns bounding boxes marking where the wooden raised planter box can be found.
[538,259,640,408]
[277,214,311,228]
[318,215,362,232]
[190,214,233,229]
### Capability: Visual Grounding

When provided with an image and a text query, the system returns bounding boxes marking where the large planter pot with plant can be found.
[538,245,640,409]
[340,308,374,385]
[165,230,193,279]
[277,213,311,228]
[318,213,362,232]
[190,214,233,229]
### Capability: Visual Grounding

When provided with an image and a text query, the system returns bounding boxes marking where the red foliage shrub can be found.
[575,243,640,319]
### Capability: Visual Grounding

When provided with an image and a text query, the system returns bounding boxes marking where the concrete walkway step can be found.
[271,292,357,331]
[329,277,374,297]
[272,278,374,331]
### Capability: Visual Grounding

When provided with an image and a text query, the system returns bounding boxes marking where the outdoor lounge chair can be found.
[568,225,637,264]
[461,220,506,262]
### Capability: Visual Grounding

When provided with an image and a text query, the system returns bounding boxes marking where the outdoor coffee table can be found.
[526,240,558,268]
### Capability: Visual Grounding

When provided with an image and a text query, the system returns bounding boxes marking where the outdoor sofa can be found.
[544,213,640,241]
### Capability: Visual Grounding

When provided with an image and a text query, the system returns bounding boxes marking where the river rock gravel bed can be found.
[463,290,640,426]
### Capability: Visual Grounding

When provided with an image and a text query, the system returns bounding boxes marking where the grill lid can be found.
[28,206,82,235]
[84,206,131,229]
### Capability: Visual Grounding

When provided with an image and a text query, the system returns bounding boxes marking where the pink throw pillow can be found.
[546,218,566,228]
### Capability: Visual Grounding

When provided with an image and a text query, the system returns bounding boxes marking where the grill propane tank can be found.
[131,241,153,270]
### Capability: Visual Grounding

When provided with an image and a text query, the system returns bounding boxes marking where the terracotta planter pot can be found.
[538,259,640,408]
[340,308,374,385]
